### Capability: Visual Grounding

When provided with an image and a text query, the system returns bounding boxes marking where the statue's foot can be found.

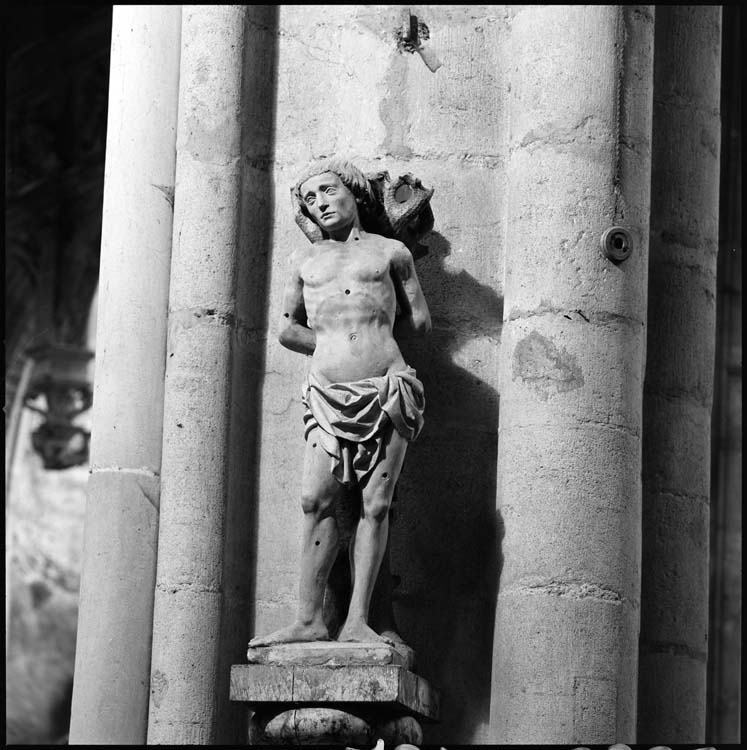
[337,620,396,646]
[248,621,330,648]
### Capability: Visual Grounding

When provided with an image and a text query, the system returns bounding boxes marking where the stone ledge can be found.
[230,664,439,722]
[246,640,414,669]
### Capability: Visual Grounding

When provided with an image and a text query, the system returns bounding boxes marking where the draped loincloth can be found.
[302,366,425,487]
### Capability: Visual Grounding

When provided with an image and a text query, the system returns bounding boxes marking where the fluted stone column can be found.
[69,6,181,744]
[146,6,273,743]
[637,6,722,742]
[490,6,654,743]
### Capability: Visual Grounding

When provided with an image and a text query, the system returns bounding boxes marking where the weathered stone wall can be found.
[253,5,507,742]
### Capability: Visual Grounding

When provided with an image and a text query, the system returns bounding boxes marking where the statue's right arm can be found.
[278,250,316,356]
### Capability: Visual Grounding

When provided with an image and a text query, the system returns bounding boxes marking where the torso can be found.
[300,235,405,384]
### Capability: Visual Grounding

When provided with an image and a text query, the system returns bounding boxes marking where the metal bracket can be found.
[398,9,442,72]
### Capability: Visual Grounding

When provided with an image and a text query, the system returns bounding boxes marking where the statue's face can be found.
[299,172,358,233]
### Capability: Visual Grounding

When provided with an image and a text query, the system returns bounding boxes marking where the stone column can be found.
[146,6,271,744]
[490,6,654,743]
[69,6,181,744]
[637,6,722,742]
[707,6,741,741]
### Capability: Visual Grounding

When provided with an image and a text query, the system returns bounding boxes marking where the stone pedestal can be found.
[230,643,439,745]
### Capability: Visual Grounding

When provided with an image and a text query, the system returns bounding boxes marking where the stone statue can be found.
[249,159,433,647]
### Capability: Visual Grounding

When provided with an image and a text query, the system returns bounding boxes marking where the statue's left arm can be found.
[390,243,432,339]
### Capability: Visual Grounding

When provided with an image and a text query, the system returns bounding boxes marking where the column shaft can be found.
[490,6,654,743]
[147,6,256,743]
[638,6,722,742]
[707,6,742,741]
[69,6,181,744]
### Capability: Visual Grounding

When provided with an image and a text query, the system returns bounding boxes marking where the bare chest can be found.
[301,245,391,292]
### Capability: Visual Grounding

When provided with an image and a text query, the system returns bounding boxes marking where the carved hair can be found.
[292,158,373,219]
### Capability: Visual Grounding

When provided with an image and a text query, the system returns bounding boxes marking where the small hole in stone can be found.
[345,289,350,294]
[284,313,290,318]
[382,472,389,479]
[312,443,317,448]
[315,540,320,546]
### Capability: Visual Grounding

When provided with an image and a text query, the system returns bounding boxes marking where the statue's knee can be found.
[363,492,391,523]
[300,491,321,515]
[300,491,333,517]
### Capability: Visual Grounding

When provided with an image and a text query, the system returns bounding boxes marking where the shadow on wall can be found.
[215,5,279,744]
[395,230,504,743]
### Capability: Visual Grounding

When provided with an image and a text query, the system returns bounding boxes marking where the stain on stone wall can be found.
[512,330,584,400]
[150,669,169,709]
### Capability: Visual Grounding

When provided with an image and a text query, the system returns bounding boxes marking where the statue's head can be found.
[292,159,373,230]
[291,158,435,257]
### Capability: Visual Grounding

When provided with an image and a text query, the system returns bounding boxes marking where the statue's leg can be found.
[323,486,359,638]
[248,428,344,646]
[297,429,346,628]
[369,533,406,645]
[338,427,408,643]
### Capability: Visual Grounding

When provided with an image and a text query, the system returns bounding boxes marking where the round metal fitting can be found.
[601,226,633,262]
